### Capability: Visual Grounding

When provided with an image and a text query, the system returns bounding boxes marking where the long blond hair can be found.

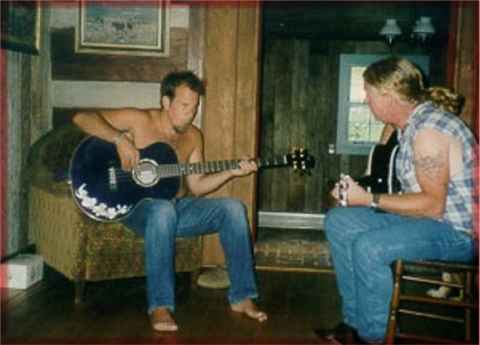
[363,57,463,115]
[425,86,464,115]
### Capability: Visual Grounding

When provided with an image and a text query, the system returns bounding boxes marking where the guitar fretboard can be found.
[156,156,288,178]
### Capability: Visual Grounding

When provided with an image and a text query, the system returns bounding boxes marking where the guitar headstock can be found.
[287,148,315,174]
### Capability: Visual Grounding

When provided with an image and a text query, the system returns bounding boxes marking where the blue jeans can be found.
[324,206,474,342]
[122,197,258,314]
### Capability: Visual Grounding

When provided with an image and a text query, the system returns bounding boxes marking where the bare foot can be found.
[149,307,178,332]
[231,298,268,322]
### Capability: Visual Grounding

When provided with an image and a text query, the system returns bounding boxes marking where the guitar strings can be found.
[110,154,305,181]
[98,154,304,185]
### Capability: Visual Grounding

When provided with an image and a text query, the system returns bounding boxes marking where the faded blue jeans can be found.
[122,197,258,314]
[324,206,474,342]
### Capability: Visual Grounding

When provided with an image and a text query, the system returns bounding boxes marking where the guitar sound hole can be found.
[132,159,159,187]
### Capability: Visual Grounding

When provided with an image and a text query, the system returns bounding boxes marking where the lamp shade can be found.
[380,19,402,35]
[413,17,435,41]
[379,19,402,44]
[413,17,435,34]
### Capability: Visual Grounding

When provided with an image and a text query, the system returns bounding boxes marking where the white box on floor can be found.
[1,254,43,289]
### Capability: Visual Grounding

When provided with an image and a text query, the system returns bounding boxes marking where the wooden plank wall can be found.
[201,4,261,266]
[5,52,33,256]
[258,39,448,213]
[449,2,477,132]
[51,27,188,83]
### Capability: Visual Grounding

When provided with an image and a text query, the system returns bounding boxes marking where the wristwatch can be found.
[370,193,381,209]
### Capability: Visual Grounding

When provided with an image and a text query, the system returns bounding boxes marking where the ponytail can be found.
[424,87,464,115]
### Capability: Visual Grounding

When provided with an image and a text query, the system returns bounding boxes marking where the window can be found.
[336,54,429,155]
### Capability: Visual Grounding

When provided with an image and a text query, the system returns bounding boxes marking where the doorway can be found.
[257,1,451,217]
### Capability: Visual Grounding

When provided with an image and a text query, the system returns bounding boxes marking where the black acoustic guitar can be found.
[357,131,401,194]
[70,137,315,222]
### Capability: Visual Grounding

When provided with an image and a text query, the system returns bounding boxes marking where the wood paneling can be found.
[4,51,34,256]
[448,2,477,131]
[0,50,6,257]
[262,1,450,44]
[201,4,261,266]
[51,27,188,82]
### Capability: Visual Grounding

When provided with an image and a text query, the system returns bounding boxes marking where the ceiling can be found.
[262,1,451,43]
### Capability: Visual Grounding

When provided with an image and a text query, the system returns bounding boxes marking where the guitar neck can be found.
[158,155,289,178]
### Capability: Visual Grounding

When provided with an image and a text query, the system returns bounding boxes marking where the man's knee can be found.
[325,207,342,226]
[220,198,247,220]
[325,207,351,235]
[352,234,387,266]
[217,198,250,238]
[143,199,177,230]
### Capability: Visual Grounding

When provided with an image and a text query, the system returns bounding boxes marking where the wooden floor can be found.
[1,267,342,344]
[2,265,477,344]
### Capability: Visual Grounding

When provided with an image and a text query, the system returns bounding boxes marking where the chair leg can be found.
[464,271,472,342]
[74,280,86,304]
[386,260,403,344]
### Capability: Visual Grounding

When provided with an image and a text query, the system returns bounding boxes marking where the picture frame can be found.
[75,1,169,57]
[0,1,41,55]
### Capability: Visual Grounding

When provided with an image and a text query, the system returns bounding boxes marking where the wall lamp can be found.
[379,17,435,46]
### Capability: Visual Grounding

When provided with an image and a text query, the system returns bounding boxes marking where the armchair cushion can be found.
[28,124,85,195]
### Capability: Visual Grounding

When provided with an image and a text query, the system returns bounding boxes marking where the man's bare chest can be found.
[131,128,192,163]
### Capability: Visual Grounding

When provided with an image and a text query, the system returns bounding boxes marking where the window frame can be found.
[336,54,430,155]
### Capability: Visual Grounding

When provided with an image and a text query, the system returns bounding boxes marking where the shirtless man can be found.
[72,71,267,332]
[317,57,475,344]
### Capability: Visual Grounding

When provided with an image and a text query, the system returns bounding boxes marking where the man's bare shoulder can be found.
[99,107,152,121]
[111,107,152,117]
[414,127,451,151]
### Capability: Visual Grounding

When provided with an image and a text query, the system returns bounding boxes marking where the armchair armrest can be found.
[29,184,88,280]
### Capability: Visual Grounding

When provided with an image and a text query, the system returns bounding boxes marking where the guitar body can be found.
[70,137,180,222]
[357,132,401,194]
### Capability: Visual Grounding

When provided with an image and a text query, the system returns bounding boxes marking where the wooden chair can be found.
[386,259,478,344]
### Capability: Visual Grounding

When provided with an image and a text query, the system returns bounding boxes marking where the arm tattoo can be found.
[414,152,445,179]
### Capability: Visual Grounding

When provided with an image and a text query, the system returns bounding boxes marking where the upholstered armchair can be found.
[28,124,203,303]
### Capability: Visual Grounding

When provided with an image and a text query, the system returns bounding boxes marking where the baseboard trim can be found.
[255,265,334,274]
[258,211,325,230]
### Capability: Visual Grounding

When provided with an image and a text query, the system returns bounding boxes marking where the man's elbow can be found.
[72,112,86,127]
[73,110,98,126]
[186,184,202,197]
[425,200,446,219]
[189,184,210,197]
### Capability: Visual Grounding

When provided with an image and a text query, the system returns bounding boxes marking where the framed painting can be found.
[75,1,169,57]
[0,1,41,54]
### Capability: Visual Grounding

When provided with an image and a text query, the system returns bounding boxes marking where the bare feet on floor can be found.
[231,298,268,322]
[150,307,178,332]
